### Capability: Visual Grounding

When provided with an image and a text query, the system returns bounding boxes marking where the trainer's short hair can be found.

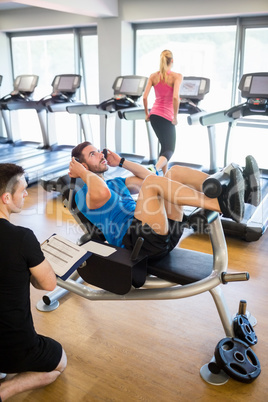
[0,163,25,196]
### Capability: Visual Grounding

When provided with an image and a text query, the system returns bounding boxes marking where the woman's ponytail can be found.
[159,50,173,82]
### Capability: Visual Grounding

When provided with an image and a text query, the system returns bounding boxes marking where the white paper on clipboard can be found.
[41,234,90,278]
[81,240,116,257]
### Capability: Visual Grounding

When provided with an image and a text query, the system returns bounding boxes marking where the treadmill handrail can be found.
[118,100,203,121]
[118,106,146,120]
[67,104,110,116]
[199,110,234,126]
[0,100,46,112]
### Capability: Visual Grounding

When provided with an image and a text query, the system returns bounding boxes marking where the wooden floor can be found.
[4,183,268,401]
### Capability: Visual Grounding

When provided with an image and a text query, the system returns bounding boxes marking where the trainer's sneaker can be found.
[242,155,261,207]
[218,167,245,223]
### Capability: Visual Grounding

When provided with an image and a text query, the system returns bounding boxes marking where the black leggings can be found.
[150,114,176,161]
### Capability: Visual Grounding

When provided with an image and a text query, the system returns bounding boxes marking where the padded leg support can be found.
[202,163,237,198]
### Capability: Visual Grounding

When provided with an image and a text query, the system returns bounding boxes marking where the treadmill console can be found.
[112,75,148,99]
[98,75,148,112]
[51,74,81,100]
[239,72,268,99]
[12,75,39,97]
[239,72,268,112]
[179,76,210,114]
[179,77,210,102]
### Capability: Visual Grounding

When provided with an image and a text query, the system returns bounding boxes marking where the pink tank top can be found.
[150,73,174,121]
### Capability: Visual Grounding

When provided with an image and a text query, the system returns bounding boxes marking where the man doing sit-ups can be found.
[69,141,260,260]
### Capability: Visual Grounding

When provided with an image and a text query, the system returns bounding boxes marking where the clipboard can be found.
[41,234,91,280]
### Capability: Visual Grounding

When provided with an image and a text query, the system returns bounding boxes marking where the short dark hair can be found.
[0,163,25,196]
[72,141,92,163]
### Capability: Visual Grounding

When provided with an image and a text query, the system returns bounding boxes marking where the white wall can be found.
[119,0,268,22]
[0,32,12,92]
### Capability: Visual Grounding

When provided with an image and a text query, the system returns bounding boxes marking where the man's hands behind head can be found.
[68,157,86,178]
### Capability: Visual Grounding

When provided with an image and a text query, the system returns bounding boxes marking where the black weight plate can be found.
[234,314,258,346]
[215,337,261,383]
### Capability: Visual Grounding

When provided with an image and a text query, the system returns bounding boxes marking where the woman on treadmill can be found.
[143,49,183,174]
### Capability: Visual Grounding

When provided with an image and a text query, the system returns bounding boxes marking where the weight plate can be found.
[234,314,258,346]
[214,337,261,383]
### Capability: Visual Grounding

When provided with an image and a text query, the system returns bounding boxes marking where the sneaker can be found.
[242,155,261,207]
[218,167,245,223]
[147,165,160,175]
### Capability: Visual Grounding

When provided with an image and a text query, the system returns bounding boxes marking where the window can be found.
[11,33,76,99]
[225,25,268,168]
[135,23,237,168]
[10,30,99,147]
[243,27,268,75]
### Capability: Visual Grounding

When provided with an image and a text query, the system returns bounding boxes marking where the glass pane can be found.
[135,25,236,168]
[243,28,268,74]
[227,27,268,168]
[11,34,75,98]
[11,34,78,146]
[81,34,100,148]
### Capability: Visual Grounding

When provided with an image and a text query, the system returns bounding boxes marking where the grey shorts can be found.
[0,335,63,374]
[122,217,184,261]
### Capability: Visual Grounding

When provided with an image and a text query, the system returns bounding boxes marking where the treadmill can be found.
[35,74,87,182]
[0,74,49,158]
[119,76,216,173]
[40,75,148,192]
[67,75,148,159]
[0,74,84,185]
[199,72,268,241]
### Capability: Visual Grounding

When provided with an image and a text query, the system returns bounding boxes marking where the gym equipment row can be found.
[36,168,261,385]
[1,74,213,187]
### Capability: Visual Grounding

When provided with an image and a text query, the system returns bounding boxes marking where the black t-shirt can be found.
[0,219,45,353]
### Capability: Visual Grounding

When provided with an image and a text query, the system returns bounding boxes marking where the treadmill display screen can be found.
[17,76,36,92]
[120,78,141,95]
[57,76,75,92]
[180,80,200,97]
[250,75,268,96]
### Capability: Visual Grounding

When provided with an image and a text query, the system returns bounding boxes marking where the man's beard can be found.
[86,160,108,174]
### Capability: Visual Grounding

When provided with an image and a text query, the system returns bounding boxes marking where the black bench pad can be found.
[148,247,213,285]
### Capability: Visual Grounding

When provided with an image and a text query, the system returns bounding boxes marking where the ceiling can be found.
[0,1,28,9]
[0,0,118,18]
